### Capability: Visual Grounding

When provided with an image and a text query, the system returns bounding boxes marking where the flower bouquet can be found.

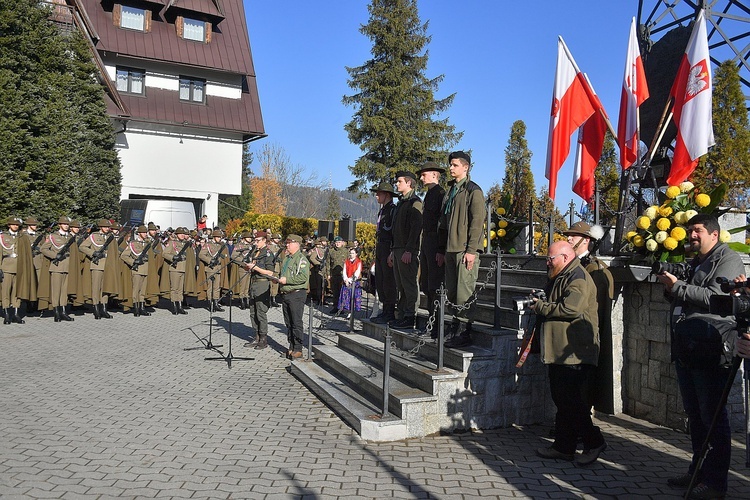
[487,201,527,254]
[623,181,747,263]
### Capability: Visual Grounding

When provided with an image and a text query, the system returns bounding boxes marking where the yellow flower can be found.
[670,227,687,241]
[720,230,731,243]
[495,207,506,215]
[663,237,679,251]
[632,235,645,247]
[483,238,488,247]
[659,205,673,217]
[674,211,687,224]
[498,220,508,229]
[680,181,694,193]
[685,209,698,221]
[644,206,659,220]
[489,230,497,240]
[656,218,671,231]
[695,193,711,207]
[666,186,681,199]
[655,231,668,244]
[496,228,506,238]
[625,230,637,241]
[636,216,652,230]
[645,239,658,252]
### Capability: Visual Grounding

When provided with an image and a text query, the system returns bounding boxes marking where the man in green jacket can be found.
[279,234,310,359]
[533,241,606,466]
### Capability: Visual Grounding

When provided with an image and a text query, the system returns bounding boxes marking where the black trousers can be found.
[548,363,605,454]
[281,289,307,352]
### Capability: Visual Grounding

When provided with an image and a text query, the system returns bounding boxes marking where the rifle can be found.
[91,233,115,265]
[117,225,132,246]
[170,239,193,268]
[52,235,78,265]
[131,239,153,272]
[30,232,47,257]
[207,242,227,268]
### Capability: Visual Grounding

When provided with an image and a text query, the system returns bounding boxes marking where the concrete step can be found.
[337,333,464,395]
[289,360,408,442]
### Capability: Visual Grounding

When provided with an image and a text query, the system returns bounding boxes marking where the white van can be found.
[120,199,197,231]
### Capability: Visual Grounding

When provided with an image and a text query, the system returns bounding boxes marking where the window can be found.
[116,68,145,94]
[183,18,205,42]
[179,77,205,103]
[120,6,145,31]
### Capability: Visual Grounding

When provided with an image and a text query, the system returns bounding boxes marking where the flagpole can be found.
[645,96,675,164]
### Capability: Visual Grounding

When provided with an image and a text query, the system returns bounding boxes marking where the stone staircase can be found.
[290,253,556,441]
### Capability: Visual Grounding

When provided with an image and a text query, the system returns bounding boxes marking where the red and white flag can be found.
[617,17,649,170]
[545,37,599,200]
[573,75,607,202]
[667,10,714,185]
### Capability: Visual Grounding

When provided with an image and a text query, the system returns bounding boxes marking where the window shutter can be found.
[113,4,121,27]
[205,22,212,43]
[145,9,152,33]
[176,16,183,38]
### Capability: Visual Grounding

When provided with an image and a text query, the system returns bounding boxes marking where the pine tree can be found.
[325,190,341,220]
[692,60,750,208]
[592,134,620,226]
[0,0,121,222]
[343,0,461,192]
[498,120,535,219]
[535,186,568,254]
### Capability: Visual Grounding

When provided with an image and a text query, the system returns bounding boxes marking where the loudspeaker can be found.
[338,218,356,241]
[318,220,335,241]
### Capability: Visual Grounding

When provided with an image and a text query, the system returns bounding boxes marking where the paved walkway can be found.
[1,302,749,499]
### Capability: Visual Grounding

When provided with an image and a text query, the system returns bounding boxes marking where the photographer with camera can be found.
[532,241,606,466]
[655,213,743,499]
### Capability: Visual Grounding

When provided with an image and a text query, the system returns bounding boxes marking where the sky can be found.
[243,1,657,211]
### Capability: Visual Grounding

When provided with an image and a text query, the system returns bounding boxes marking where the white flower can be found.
[654,231,669,244]
[685,209,698,221]
[645,239,658,252]
[720,230,731,243]
[679,181,694,193]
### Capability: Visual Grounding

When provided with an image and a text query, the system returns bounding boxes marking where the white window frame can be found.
[120,6,145,31]
[183,18,206,42]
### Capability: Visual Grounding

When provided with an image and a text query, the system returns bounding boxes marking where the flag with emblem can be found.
[667,10,714,185]
[618,17,649,170]
[545,37,599,200]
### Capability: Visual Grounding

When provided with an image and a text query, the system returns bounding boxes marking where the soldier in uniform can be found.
[278,234,310,359]
[40,216,76,322]
[120,225,151,317]
[563,221,615,414]
[25,217,45,282]
[268,234,283,307]
[370,182,398,324]
[243,231,276,350]
[145,222,164,310]
[326,236,348,315]
[79,219,115,319]
[389,171,423,329]
[417,162,446,331]
[1,216,32,324]
[162,227,192,315]
[230,231,255,309]
[199,229,227,312]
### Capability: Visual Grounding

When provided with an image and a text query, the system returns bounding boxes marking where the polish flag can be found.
[573,76,607,203]
[546,37,599,200]
[667,10,714,185]
[617,17,649,170]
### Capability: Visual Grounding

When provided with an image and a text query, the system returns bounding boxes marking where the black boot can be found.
[93,303,101,320]
[54,306,61,322]
[372,305,395,324]
[182,299,191,310]
[171,301,179,315]
[254,334,268,350]
[238,297,246,310]
[11,308,25,324]
[59,305,74,322]
[178,301,188,315]
[445,323,472,348]
[100,303,112,319]
[389,315,415,329]
[139,302,151,316]
[3,308,11,325]
[133,302,140,317]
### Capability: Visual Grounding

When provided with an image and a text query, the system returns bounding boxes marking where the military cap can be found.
[370,181,396,195]
[97,219,111,228]
[175,227,189,235]
[110,221,121,230]
[416,161,445,175]
[241,231,253,239]
[448,150,471,165]
[136,225,148,233]
[316,236,328,244]
[563,221,593,238]
[5,216,23,226]
[147,222,158,231]
[211,229,223,238]
[333,236,344,242]
[70,220,81,228]
[190,230,198,238]
[285,234,303,244]
[24,216,40,226]
[255,230,268,239]
[58,216,72,225]
[394,170,417,182]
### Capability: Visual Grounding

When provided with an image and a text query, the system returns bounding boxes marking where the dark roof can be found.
[74,0,264,137]
[166,0,224,19]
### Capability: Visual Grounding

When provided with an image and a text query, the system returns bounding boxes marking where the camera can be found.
[715,276,750,293]
[651,261,691,281]
[512,289,546,311]
[709,277,750,328]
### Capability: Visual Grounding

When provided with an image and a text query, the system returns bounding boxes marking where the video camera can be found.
[651,261,692,281]
[709,278,750,327]
[512,289,547,311]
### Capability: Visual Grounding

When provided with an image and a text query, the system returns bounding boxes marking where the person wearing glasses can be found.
[278,234,310,359]
[532,241,606,466]
[242,231,276,350]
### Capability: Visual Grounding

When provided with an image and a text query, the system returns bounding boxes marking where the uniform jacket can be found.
[422,183,445,236]
[249,246,275,296]
[534,258,600,366]
[41,231,75,273]
[392,189,423,254]
[163,239,191,273]
[326,246,348,278]
[0,231,37,301]
[279,250,310,293]
[79,232,112,272]
[120,238,150,276]
[375,200,396,249]
[437,176,484,255]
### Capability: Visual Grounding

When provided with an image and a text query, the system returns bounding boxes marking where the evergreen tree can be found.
[592,134,620,227]
[0,0,121,222]
[535,186,568,254]
[325,190,341,220]
[692,60,750,208]
[343,0,461,192]
[498,120,535,219]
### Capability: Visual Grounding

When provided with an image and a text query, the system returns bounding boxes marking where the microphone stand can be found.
[184,273,222,352]
[205,289,254,368]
